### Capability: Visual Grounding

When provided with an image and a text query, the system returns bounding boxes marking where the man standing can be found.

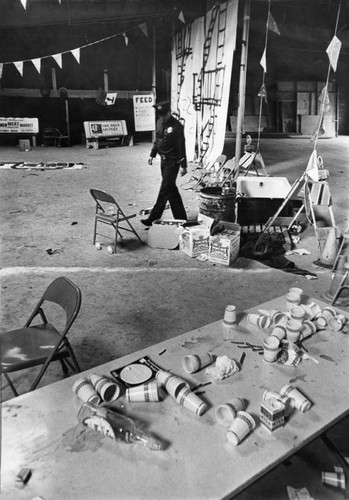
[141,101,188,227]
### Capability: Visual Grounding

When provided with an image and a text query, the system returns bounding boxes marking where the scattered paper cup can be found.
[88,373,122,402]
[288,287,303,297]
[314,314,327,330]
[322,471,346,489]
[182,353,214,374]
[286,292,300,311]
[72,377,101,404]
[321,306,337,323]
[272,311,288,326]
[290,305,306,322]
[280,384,311,413]
[286,319,302,343]
[165,375,190,398]
[156,370,173,386]
[270,324,287,342]
[176,387,207,416]
[215,397,245,426]
[263,335,280,363]
[126,380,160,402]
[226,411,256,446]
[223,305,237,326]
[247,312,271,329]
[262,390,295,417]
[300,320,317,339]
[328,314,347,331]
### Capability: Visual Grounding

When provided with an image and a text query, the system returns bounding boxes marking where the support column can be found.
[235,0,251,166]
[152,25,157,142]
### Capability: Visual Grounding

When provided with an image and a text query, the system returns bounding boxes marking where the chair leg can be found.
[3,372,19,397]
[93,218,98,245]
[60,359,69,375]
[126,218,143,244]
[332,270,349,306]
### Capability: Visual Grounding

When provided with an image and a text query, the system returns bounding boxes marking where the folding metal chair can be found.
[1,277,82,397]
[90,188,143,252]
[43,127,70,147]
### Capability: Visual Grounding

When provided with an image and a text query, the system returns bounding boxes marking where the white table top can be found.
[2,295,349,500]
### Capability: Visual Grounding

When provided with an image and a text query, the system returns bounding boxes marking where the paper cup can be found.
[72,377,101,404]
[280,384,311,413]
[328,315,346,331]
[156,370,173,386]
[263,336,280,363]
[286,292,300,311]
[314,314,327,330]
[126,380,160,402]
[223,305,237,326]
[286,319,302,343]
[176,387,207,416]
[215,397,245,426]
[165,375,190,398]
[322,471,346,489]
[270,324,287,341]
[226,411,256,446]
[290,305,306,322]
[289,287,303,297]
[247,312,271,329]
[182,353,214,374]
[321,306,337,323]
[300,320,317,339]
[88,373,122,402]
[272,311,288,326]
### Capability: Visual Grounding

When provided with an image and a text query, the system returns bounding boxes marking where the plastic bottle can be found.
[77,402,164,451]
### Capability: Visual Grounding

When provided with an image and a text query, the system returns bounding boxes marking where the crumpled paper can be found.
[205,355,240,380]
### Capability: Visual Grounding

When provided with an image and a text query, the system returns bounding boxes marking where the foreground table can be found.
[2,295,349,500]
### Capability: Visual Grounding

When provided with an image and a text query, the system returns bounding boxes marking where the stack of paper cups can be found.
[226,411,256,446]
[215,397,245,426]
[280,384,311,413]
[176,387,207,416]
[286,292,301,311]
[72,377,101,404]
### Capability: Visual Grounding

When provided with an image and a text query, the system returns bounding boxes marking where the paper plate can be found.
[119,364,153,385]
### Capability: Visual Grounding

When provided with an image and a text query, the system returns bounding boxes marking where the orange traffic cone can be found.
[324,255,349,306]
[314,227,339,268]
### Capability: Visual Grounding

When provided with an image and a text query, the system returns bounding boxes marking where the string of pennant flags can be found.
[0,4,186,80]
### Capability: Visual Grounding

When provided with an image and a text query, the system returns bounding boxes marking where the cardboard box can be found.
[208,222,240,266]
[179,226,210,258]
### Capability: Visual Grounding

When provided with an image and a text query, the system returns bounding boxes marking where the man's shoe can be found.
[141,219,153,227]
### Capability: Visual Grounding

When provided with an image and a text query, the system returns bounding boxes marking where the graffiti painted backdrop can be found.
[171,0,239,165]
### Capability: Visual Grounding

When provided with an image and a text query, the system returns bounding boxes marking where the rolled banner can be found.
[176,387,207,416]
[226,411,256,446]
[126,380,160,402]
[88,373,122,402]
[72,377,101,404]
[182,353,214,374]
[280,384,311,413]
[215,397,245,426]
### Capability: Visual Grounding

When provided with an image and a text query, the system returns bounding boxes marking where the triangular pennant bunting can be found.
[52,53,63,68]
[326,35,341,72]
[13,61,23,76]
[123,32,129,46]
[139,23,148,38]
[20,0,27,9]
[0,63,3,79]
[31,58,41,74]
[267,13,280,35]
[306,149,319,181]
[178,11,186,24]
[318,85,331,113]
[258,82,268,103]
[260,48,267,73]
[71,48,80,63]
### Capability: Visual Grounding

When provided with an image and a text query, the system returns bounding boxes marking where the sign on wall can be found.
[133,94,156,131]
[0,117,39,134]
[83,120,127,138]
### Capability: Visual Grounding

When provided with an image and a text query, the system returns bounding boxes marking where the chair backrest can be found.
[43,127,60,138]
[90,188,123,215]
[222,158,239,181]
[29,277,81,333]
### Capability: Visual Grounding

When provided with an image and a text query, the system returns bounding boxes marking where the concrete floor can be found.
[1,135,349,499]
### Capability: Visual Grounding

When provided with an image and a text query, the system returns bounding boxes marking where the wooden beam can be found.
[0,88,151,99]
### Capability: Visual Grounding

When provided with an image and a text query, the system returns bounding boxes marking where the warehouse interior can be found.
[1,1,349,499]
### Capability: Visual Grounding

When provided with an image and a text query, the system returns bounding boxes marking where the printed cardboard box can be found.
[179,226,210,258]
[208,222,241,266]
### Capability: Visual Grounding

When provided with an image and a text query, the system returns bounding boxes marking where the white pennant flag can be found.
[31,58,41,74]
[52,53,63,68]
[123,33,129,46]
[305,149,319,181]
[260,48,267,73]
[14,61,23,76]
[326,35,342,72]
[20,0,27,9]
[71,48,80,63]
[139,23,148,38]
[58,0,62,3]
[0,63,3,79]
[178,11,185,24]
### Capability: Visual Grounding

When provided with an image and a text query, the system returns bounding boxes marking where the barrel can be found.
[199,187,236,222]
